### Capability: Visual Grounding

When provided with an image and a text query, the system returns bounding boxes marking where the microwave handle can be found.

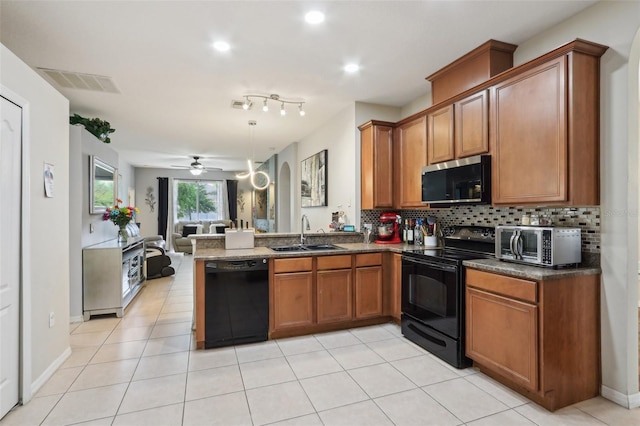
[509,230,522,260]
[509,231,518,258]
[515,233,523,259]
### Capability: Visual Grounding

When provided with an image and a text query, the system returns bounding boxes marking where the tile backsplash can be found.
[361,205,600,254]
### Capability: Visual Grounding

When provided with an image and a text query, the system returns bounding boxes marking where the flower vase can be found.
[118,225,128,243]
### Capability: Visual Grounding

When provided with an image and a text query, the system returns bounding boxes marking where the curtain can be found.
[227,179,238,222]
[157,177,169,239]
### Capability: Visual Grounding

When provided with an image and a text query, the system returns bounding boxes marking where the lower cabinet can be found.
[271,257,314,330]
[355,266,383,319]
[384,253,402,321]
[270,252,386,337]
[273,271,314,329]
[467,286,538,391]
[465,267,600,411]
[317,255,353,324]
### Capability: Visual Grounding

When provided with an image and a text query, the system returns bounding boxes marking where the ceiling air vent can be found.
[37,68,120,93]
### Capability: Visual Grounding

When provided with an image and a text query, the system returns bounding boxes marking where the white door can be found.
[0,95,22,419]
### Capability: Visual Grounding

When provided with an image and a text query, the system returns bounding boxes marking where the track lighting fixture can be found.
[240,93,306,117]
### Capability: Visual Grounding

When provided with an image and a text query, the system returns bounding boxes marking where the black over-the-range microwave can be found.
[421,155,491,205]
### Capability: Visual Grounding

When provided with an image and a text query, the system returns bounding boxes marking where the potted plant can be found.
[69,113,115,143]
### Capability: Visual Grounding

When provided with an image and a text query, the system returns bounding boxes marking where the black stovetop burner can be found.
[403,225,496,262]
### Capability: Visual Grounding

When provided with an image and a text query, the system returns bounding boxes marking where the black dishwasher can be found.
[205,258,269,348]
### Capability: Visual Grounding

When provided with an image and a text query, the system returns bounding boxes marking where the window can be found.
[174,179,226,222]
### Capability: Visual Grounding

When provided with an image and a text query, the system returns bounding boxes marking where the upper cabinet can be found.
[394,114,427,208]
[490,40,608,205]
[427,90,489,165]
[359,120,395,209]
[426,40,517,104]
[427,104,454,164]
[359,38,607,209]
[455,90,489,159]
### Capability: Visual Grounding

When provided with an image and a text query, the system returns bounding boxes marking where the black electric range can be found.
[400,226,495,368]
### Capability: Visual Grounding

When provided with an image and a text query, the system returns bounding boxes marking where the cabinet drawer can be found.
[355,252,382,267]
[317,255,352,271]
[466,268,537,303]
[273,257,313,273]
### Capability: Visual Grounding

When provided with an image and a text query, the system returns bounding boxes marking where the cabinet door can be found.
[455,90,489,158]
[355,266,383,319]
[427,104,454,164]
[491,56,567,204]
[272,272,314,330]
[394,115,427,208]
[317,269,353,324]
[360,123,394,209]
[389,254,402,321]
[466,287,538,391]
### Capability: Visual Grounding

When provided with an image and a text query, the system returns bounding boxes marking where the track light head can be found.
[298,103,306,116]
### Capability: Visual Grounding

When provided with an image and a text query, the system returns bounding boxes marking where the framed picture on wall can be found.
[301,149,327,207]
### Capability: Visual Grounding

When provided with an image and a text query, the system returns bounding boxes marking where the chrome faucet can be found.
[301,214,310,244]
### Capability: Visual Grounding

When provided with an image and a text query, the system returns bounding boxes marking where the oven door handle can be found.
[402,256,458,273]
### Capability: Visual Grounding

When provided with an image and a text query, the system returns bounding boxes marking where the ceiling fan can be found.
[170,156,222,175]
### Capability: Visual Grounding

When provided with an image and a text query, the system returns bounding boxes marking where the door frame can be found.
[1,85,33,405]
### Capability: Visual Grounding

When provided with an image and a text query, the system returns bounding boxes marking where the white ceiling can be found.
[0,0,598,172]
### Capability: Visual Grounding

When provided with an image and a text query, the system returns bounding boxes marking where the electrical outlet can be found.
[364,223,372,230]
[89,223,94,233]
[49,312,55,328]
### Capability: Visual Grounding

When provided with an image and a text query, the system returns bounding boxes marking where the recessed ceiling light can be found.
[305,11,325,24]
[213,41,230,52]
[344,63,360,73]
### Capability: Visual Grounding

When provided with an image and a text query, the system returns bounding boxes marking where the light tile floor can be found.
[4,255,640,426]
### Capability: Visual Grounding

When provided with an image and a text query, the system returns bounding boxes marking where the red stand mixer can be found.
[375,212,402,244]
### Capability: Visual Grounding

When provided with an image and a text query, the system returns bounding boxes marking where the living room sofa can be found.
[171,220,233,254]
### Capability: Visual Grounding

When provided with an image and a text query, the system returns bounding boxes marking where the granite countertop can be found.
[193,242,406,261]
[463,258,601,280]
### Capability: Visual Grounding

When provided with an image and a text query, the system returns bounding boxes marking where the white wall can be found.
[512,1,640,404]
[68,125,123,320]
[297,104,358,232]
[1,43,70,399]
[277,142,298,233]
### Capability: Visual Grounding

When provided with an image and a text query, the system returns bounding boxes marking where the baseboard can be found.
[30,346,71,396]
[69,315,84,324]
[601,384,640,409]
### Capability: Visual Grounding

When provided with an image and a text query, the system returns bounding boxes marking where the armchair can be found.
[172,222,203,254]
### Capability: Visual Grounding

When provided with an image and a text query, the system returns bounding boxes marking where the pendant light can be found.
[236,120,270,190]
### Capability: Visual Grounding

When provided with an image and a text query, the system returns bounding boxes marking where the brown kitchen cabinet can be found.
[270,253,388,339]
[383,252,402,322]
[427,90,489,165]
[427,104,454,164]
[465,267,600,411]
[455,90,489,158]
[355,253,383,319]
[359,120,395,209]
[490,40,607,205]
[316,255,353,324]
[394,114,427,208]
[271,258,314,331]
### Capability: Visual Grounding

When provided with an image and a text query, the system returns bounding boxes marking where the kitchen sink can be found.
[270,244,343,252]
